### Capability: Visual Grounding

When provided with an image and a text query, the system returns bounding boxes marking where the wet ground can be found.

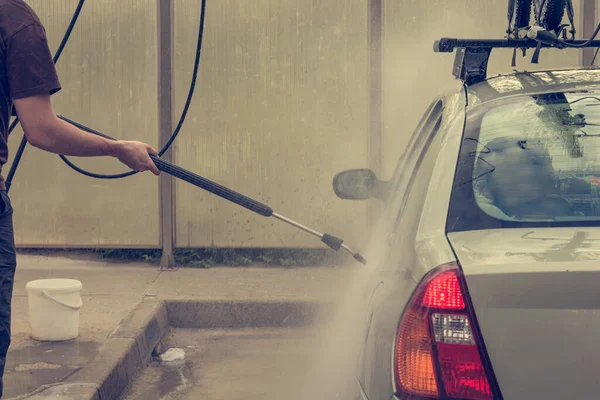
[4,254,161,399]
[5,254,358,399]
[3,340,100,399]
[122,327,320,400]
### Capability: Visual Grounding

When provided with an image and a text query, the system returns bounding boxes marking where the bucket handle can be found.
[41,290,82,310]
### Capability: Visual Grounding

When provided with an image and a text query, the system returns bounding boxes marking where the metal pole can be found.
[158,0,176,269]
[367,0,383,227]
[581,0,597,66]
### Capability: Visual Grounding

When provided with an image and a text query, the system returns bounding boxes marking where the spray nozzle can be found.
[353,253,367,265]
[321,233,367,265]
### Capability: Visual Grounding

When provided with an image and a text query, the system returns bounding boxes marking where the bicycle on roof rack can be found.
[433,0,600,86]
[508,0,575,40]
[507,0,577,65]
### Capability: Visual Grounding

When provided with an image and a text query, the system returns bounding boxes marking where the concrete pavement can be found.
[122,327,320,400]
[4,252,357,399]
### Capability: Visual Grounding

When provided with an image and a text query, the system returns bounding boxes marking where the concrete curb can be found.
[166,298,334,329]
[27,297,331,400]
[41,296,170,400]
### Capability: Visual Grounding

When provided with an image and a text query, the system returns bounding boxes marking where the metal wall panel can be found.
[173,0,369,248]
[382,0,584,179]
[10,0,160,247]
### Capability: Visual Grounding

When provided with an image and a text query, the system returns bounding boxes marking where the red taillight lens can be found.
[422,270,465,310]
[395,263,497,400]
[437,343,492,399]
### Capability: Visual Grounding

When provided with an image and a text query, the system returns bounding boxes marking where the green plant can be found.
[18,247,347,268]
[92,247,341,267]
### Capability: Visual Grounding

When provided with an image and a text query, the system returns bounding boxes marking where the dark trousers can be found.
[0,191,17,399]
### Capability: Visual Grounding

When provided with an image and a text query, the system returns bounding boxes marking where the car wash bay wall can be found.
[11,0,369,248]
[9,0,161,248]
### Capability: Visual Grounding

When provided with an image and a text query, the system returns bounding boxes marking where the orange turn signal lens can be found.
[396,306,438,398]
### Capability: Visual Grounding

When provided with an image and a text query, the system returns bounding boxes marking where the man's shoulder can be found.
[0,0,42,39]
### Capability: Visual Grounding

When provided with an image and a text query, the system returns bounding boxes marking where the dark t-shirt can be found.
[0,0,61,189]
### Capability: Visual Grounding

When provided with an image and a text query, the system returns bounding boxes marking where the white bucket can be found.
[25,279,83,341]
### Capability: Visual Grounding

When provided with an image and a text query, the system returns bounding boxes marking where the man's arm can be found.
[14,93,160,176]
[7,18,160,176]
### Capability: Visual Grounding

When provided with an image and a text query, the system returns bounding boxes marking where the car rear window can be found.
[447,90,600,232]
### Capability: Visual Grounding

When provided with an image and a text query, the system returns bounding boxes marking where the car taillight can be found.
[395,263,499,400]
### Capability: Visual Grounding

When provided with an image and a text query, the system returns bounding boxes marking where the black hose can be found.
[58,0,207,179]
[558,23,600,47]
[532,22,600,48]
[8,0,206,186]
[6,0,87,191]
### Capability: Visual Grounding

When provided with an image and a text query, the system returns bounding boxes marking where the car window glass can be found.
[385,100,444,219]
[449,91,600,232]
[391,122,444,249]
[388,99,444,188]
[393,112,443,224]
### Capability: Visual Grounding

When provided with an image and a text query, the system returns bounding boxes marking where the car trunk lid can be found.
[447,228,600,400]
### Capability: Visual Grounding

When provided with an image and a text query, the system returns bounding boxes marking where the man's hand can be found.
[114,141,160,176]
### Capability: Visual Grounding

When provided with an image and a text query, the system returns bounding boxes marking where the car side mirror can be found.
[332,169,389,201]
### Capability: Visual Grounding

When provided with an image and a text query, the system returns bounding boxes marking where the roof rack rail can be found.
[434,38,600,86]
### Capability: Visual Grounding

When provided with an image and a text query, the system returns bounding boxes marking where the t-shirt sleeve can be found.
[6,22,61,100]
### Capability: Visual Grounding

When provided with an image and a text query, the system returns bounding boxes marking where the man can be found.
[0,0,160,394]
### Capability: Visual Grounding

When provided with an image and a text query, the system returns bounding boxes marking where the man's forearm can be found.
[26,115,120,157]
[13,93,160,175]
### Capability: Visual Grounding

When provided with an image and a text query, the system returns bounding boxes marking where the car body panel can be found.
[448,228,600,269]
[448,228,600,399]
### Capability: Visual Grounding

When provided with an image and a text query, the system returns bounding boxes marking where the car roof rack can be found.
[434,38,600,86]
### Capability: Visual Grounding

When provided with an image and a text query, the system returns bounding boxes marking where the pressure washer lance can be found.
[57,115,367,265]
[153,155,367,264]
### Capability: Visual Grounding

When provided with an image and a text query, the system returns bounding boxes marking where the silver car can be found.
[334,68,600,400]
